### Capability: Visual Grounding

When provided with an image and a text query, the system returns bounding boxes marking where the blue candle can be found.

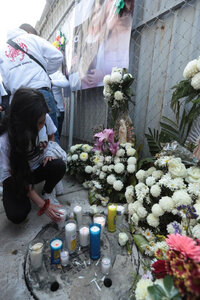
[89,223,101,260]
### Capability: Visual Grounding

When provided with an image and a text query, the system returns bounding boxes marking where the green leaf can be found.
[147,285,166,300]
[163,275,173,294]
[145,128,162,156]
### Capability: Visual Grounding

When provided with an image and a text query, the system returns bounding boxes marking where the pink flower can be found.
[166,234,200,262]
[94,129,114,143]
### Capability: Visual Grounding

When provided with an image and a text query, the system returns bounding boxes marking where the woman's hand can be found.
[45,204,63,222]
[43,156,55,166]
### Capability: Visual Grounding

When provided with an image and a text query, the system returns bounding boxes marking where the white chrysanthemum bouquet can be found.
[126,154,200,237]
[103,67,134,126]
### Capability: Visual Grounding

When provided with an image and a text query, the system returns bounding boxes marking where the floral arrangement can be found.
[52,31,67,51]
[183,56,200,89]
[66,143,95,181]
[134,233,200,300]
[103,67,134,126]
[126,154,200,238]
[66,129,137,206]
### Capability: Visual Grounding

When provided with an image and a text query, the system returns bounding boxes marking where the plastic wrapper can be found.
[160,141,199,166]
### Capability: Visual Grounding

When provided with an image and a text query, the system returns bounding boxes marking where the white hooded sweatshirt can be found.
[0,28,63,95]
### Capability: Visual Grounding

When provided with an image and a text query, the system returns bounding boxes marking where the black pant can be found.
[58,111,64,138]
[2,159,66,224]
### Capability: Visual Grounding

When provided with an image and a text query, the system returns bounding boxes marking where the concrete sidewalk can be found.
[0,175,90,300]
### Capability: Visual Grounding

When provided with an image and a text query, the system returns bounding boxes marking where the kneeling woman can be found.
[0,88,66,224]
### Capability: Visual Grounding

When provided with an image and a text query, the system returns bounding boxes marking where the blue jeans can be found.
[38,89,59,144]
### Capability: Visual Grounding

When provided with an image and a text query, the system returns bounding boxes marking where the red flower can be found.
[185,267,200,296]
[152,260,168,279]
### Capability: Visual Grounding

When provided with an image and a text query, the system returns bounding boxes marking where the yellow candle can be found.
[107,204,117,232]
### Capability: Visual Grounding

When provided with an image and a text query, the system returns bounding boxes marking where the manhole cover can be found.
[24,215,133,300]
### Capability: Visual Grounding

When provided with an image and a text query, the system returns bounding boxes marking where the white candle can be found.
[29,242,43,270]
[57,208,67,230]
[65,222,77,253]
[60,250,69,266]
[101,257,111,275]
[93,214,106,236]
[73,205,82,227]
[79,226,89,247]
[116,205,125,226]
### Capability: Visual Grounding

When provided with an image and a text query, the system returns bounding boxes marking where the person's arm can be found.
[51,71,69,88]
[27,187,62,222]
[34,35,63,75]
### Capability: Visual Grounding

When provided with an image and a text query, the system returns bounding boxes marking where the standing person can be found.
[0,81,8,117]
[50,70,69,138]
[0,88,66,224]
[0,23,63,143]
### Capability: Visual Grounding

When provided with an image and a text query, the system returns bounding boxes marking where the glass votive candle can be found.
[93,214,106,237]
[60,250,69,266]
[101,256,111,275]
[107,204,117,232]
[57,208,67,230]
[29,240,44,271]
[116,205,125,227]
[65,220,77,253]
[73,205,82,227]
[89,223,101,260]
[79,225,90,247]
[50,238,63,264]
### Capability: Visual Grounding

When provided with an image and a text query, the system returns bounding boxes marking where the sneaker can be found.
[55,180,64,196]
[43,192,60,205]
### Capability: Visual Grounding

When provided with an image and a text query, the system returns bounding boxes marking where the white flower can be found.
[114,157,121,164]
[159,196,174,212]
[147,214,159,227]
[127,164,136,173]
[172,190,192,206]
[126,148,136,156]
[125,142,133,149]
[155,156,171,168]
[146,167,156,176]
[137,206,148,218]
[131,213,139,225]
[191,72,200,90]
[135,278,153,300]
[135,183,149,202]
[92,165,98,173]
[183,59,198,79]
[118,232,129,246]
[105,156,112,164]
[158,173,172,186]
[152,204,164,217]
[128,203,135,215]
[125,186,134,203]
[99,171,106,179]
[72,154,78,161]
[143,229,154,241]
[70,145,79,152]
[192,224,200,239]
[67,155,72,162]
[136,170,146,182]
[194,203,200,219]
[108,164,114,172]
[127,157,137,165]
[106,174,116,185]
[97,162,103,168]
[168,157,187,178]
[116,149,125,157]
[82,144,92,152]
[113,180,124,191]
[103,74,111,85]
[152,170,163,180]
[90,205,99,215]
[187,183,200,196]
[102,165,108,172]
[132,201,142,211]
[150,185,161,197]
[114,91,123,101]
[114,163,125,174]
[80,152,88,161]
[186,166,200,183]
[101,197,109,207]
[85,165,93,173]
[110,72,122,83]
[146,176,156,187]
[92,180,102,189]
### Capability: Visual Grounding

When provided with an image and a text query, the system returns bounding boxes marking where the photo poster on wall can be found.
[62,0,134,91]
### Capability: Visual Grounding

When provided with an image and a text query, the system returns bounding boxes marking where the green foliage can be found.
[147,275,181,300]
[146,78,200,155]
[145,128,162,156]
